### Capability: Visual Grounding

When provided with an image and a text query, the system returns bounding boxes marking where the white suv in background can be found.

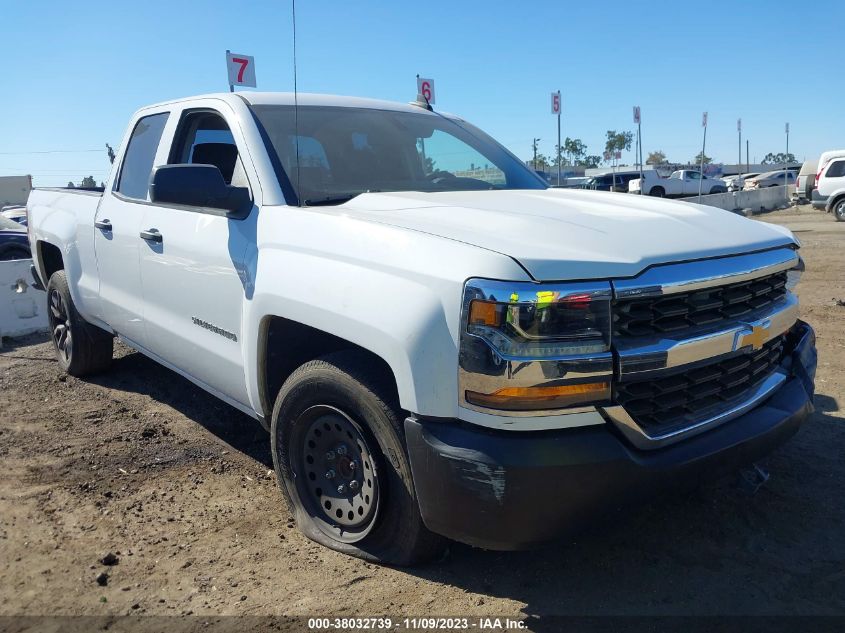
[813,156,845,221]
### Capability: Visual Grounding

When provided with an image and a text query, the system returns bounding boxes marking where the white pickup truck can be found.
[27,92,817,565]
[629,169,728,197]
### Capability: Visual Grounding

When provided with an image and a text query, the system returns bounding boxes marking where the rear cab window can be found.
[115,112,170,200]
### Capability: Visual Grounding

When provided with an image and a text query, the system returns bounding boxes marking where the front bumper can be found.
[405,322,816,551]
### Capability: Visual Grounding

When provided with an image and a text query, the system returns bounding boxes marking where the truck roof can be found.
[139,92,439,116]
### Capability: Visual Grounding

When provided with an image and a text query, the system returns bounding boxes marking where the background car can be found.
[0,215,31,260]
[793,160,818,204]
[582,171,641,192]
[1,205,28,226]
[744,170,796,190]
[722,172,760,192]
[813,156,845,220]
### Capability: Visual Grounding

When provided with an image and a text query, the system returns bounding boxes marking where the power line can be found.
[0,149,106,155]
[0,167,110,173]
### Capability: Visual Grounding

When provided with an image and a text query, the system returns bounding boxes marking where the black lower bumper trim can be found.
[405,323,816,551]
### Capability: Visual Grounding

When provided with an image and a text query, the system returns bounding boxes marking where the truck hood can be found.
[340,189,796,280]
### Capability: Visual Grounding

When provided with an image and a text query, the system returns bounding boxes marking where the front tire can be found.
[271,351,445,566]
[46,270,113,376]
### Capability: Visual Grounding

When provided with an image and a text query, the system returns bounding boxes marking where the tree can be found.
[80,176,97,188]
[67,181,75,188]
[762,152,797,165]
[605,130,634,156]
[531,154,550,170]
[647,150,667,165]
[579,155,602,168]
[563,137,587,166]
[692,152,712,165]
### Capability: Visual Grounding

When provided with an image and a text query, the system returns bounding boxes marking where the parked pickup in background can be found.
[629,169,727,197]
[27,92,816,565]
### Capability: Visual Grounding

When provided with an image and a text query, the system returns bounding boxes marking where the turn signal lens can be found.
[468,300,502,327]
[465,382,610,411]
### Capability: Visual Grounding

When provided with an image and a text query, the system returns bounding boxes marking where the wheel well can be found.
[258,316,400,420]
[830,194,845,211]
[38,241,64,280]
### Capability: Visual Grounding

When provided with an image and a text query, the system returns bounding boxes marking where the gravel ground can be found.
[1,204,843,622]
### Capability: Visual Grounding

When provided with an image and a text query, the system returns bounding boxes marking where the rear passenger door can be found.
[95,110,170,344]
[137,103,258,408]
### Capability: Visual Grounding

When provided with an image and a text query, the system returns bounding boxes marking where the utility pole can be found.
[746,139,750,174]
[737,118,742,176]
[698,112,708,203]
[785,122,790,202]
[634,106,643,194]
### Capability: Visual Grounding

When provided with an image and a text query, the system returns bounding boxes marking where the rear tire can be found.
[834,198,845,222]
[650,186,665,198]
[46,271,113,376]
[270,350,445,566]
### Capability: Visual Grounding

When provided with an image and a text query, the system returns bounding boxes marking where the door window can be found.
[116,112,169,200]
[170,111,250,189]
[826,160,845,179]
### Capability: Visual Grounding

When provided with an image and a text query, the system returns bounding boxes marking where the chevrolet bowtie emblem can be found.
[738,323,770,351]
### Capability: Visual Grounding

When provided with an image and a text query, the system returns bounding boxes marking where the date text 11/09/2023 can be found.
[307,617,527,630]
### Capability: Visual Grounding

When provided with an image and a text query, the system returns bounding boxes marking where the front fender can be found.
[242,209,529,419]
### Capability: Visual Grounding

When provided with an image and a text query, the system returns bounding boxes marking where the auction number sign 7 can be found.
[226,51,257,89]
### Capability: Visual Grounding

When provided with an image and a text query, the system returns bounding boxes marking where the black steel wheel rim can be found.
[291,405,380,543]
[48,288,72,364]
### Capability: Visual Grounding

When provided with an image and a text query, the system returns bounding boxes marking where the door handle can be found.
[94,219,112,231]
[139,228,163,243]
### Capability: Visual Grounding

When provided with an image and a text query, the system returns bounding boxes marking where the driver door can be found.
[137,104,258,407]
[684,171,702,195]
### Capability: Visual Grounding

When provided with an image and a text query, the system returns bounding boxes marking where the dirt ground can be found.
[1,204,844,622]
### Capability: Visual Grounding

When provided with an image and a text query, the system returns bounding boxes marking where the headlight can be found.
[786,255,804,292]
[465,282,611,357]
[459,279,613,413]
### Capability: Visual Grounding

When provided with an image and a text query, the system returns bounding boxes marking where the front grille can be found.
[615,336,786,435]
[613,271,788,338]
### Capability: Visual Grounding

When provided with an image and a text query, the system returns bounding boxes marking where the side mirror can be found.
[150,164,252,217]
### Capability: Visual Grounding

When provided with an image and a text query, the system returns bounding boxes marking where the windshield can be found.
[250,105,546,205]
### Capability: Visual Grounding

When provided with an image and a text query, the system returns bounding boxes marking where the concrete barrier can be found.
[0,259,48,344]
[687,185,794,214]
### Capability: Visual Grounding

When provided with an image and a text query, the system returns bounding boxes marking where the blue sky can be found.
[3,0,843,187]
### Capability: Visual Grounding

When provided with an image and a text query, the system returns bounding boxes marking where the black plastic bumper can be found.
[811,189,828,210]
[405,322,817,551]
